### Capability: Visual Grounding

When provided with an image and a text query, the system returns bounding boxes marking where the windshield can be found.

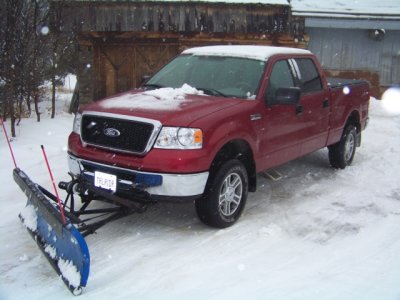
[144,55,266,99]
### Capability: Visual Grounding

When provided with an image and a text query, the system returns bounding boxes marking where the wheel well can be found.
[347,111,361,133]
[210,140,257,192]
[346,111,363,146]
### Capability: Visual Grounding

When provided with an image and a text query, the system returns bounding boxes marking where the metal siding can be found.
[307,27,400,87]
[304,18,400,30]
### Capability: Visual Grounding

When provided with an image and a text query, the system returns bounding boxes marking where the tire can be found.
[328,124,358,169]
[195,159,248,228]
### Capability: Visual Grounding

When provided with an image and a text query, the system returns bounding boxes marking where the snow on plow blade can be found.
[14,168,90,295]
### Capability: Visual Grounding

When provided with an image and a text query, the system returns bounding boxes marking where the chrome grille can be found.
[80,113,160,154]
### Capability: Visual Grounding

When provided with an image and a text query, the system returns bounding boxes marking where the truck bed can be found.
[327,77,369,89]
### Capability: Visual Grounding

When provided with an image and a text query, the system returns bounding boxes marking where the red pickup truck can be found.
[68,45,369,228]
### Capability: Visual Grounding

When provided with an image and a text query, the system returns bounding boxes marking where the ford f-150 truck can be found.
[68,45,369,228]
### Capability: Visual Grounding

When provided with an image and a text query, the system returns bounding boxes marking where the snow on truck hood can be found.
[100,84,204,111]
[91,84,241,124]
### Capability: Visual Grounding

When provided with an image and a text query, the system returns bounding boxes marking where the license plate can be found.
[94,171,117,192]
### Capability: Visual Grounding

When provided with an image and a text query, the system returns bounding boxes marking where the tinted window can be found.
[266,60,295,101]
[294,58,323,93]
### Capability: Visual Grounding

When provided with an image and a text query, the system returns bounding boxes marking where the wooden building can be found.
[52,0,307,104]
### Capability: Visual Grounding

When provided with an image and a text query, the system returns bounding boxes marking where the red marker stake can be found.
[41,145,67,225]
[0,117,17,169]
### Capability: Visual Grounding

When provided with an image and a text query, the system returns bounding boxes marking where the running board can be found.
[262,169,283,181]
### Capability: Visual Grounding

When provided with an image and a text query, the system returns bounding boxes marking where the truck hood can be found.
[81,85,241,126]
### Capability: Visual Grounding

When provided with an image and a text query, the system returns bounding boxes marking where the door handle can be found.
[296,104,303,115]
[323,99,329,108]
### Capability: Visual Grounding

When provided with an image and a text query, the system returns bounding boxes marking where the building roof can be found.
[54,0,289,4]
[291,0,400,19]
[52,0,399,18]
[183,45,311,61]
[52,0,400,29]
[291,0,400,30]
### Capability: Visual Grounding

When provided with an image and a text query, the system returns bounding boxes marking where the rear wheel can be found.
[195,159,248,228]
[328,124,358,169]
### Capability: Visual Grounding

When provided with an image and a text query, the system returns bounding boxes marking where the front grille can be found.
[81,114,156,154]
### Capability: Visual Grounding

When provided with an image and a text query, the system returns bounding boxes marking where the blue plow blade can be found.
[13,168,90,296]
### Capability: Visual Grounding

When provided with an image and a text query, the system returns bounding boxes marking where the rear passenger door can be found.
[292,58,330,155]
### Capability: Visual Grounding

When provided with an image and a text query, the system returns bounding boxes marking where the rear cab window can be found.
[292,58,323,93]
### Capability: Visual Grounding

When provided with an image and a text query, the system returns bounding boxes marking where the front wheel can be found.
[195,159,248,228]
[328,124,358,169]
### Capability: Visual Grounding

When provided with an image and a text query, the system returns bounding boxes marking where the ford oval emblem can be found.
[104,128,121,137]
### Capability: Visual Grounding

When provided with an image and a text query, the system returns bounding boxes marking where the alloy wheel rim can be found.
[218,173,243,217]
[345,133,355,162]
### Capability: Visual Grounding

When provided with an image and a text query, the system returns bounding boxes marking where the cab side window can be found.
[294,58,323,93]
[266,60,295,104]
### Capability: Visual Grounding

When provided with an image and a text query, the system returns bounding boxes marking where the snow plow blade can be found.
[14,168,90,295]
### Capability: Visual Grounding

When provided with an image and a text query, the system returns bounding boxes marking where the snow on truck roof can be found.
[183,45,311,61]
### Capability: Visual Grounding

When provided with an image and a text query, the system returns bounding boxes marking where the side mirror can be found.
[274,87,301,105]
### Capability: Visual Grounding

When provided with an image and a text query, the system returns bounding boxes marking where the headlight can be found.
[72,113,82,134]
[154,127,203,149]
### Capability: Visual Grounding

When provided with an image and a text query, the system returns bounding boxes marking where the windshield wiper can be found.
[142,83,165,90]
[197,87,228,97]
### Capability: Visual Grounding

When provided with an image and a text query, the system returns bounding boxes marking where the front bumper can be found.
[68,153,209,201]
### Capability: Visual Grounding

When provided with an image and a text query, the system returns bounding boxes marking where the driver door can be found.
[258,58,305,170]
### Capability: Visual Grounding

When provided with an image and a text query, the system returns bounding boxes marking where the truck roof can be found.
[182,45,311,61]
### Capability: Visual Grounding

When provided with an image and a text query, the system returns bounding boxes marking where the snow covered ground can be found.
[1,92,400,300]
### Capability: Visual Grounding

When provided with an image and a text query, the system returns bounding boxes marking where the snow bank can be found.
[2,96,400,299]
[62,74,77,91]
